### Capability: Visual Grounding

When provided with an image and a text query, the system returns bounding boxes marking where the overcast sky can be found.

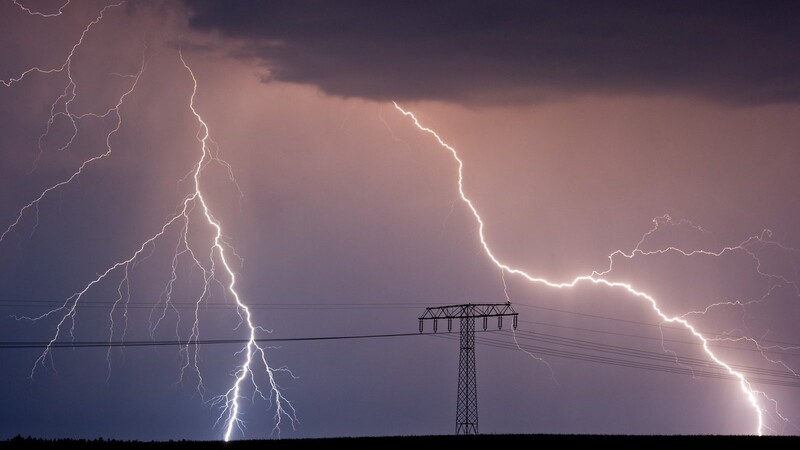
[1,0,799,440]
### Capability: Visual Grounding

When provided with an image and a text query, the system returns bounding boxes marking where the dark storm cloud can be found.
[183,0,800,105]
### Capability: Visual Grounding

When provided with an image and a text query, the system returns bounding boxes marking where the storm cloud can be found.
[184,0,800,105]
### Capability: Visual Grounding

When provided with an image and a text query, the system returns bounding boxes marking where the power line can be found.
[519,319,800,357]
[0,300,433,310]
[515,303,800,348]
[508,329,798,380]
[3,324,798,389]
[4,298,797,348]
[4,327,797,385]
[4,298,800,352]
[4,297,799,384]
[0,331,426,349]
[433,333,800,389]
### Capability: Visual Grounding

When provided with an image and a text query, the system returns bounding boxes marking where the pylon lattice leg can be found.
[456,315,477,435]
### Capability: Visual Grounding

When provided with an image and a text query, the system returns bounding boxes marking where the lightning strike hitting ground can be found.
[1,3,294,440]
[392,102,796,435]
[178,52,297,441]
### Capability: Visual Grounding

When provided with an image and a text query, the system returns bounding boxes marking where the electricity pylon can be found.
[419,302,518,435]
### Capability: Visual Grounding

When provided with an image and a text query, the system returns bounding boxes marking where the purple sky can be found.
[1,0,799,440]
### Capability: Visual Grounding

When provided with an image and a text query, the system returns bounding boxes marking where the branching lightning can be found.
[12,0,70,17]
[178,52,297,441]
[2,2,295,440]
[393,102,797,435]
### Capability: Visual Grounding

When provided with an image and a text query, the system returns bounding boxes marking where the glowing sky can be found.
[1,0,799,440]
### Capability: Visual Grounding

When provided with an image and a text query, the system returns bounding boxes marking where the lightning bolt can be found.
[12,0,70,18]
[2,2,295,440]
[392,102,796,435]
[178,52,297,441]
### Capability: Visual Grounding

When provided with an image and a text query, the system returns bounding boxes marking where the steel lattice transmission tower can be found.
[419,302,518,435]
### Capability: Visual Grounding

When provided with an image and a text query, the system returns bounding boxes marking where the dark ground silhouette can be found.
[2,434,797,449]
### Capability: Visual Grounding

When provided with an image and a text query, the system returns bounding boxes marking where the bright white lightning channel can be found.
[392,101,788,436]
[179,52,297,441]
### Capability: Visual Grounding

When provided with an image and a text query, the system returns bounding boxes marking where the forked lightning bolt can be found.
[2,2,294,440]
[179,52,296,441]
[393,102,797,435]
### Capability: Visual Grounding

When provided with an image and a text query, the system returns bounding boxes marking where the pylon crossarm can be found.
[418,302,518,334]
[419,302,517,320]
